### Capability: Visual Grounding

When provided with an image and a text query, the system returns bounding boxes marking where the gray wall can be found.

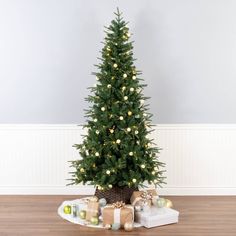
[0,0,236,123]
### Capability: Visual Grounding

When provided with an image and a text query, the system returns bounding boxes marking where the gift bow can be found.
[131,191,153,206]
[140,191,153,201]
[112,201,125,209]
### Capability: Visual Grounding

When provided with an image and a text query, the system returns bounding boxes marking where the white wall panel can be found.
[0,124,236,195]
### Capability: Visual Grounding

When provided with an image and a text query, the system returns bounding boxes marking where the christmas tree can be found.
[69,9,165,196]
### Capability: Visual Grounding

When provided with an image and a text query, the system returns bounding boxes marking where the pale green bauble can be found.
[90,216,99,225]
[79,210,86,219]
[156,198,166,208]
[111,223,120,230]
[98,198,107,207]
[63,205,71,214]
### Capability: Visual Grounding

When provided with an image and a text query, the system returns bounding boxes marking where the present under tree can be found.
[69,8,165,203]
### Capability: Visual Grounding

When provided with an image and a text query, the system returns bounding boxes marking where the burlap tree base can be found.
[94,186,138,204]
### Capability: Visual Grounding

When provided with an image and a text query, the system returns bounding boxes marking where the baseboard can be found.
[1,186,236,195]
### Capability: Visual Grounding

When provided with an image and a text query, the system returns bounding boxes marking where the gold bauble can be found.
[116,139,121,144]
[106,170,111,175]
[141,164,145,169]
[132,178,137,183]
[129,152,133,156]
[128,111,132,116]
[132,75,136,80]
[123,73,127,78]
[109,129,114,133]
[113,63,118,68]
[79,210,86,219]
[124,96,128,101]
[127,127,131,132]
[165,199,173,208]
[80,168,85,173]
[90,216,99,225]
[104,224,111,229]
[124,222,133,231]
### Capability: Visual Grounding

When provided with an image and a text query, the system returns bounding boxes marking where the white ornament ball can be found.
[107,84,111,88]
[132,75,136,80]
[96,130,99,134]
[132,178,137,183]
[141,164,145,169]
[127,127,131,132]
[123,73,127,78]
[129,152,133,156]
[95,152,99,157]
[106,170,111,175]
[124,96,128,100]
[130,87,134,92]
[101,107,105,111]
[113,63,118,68]
[119,116,124,120]
[135,130,139,134]
[94,118,97,122]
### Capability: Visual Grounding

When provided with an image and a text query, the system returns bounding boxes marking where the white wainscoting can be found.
[0,124,236,195]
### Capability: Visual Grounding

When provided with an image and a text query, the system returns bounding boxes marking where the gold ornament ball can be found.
[113,63,118,68]
[152,171,155,175]
[123,73,127,78]
[63,205,71,214]
[109,129,114,133]
[122,86,126,91]
[108,184,112,188]
[106,170,111,175]
[104,224,111,229]
[127,127,131,132]
[154,166,158,171]
[141,164,145,169]
[165,199,173,208]
[132,178,137,183]
[135,130,139,134]
[90,216,99,225]
[96,130,99,134]
[94,118,97,122]
[119,116,124,120]
[101,107,105,111]
[129,152,133,156]
[116,139,121,144]
[124,222,133,231]
[128,111,132,116]
[80,168,85,173]
[107,84,111,88]
[124,96,128,101]
[79,210,86,219]
[132,75,136,80]
[130,87,134,92]
[126,32,131,38]
[95,152,99,157]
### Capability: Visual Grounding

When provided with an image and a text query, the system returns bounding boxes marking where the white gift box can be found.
[135,207,179,228]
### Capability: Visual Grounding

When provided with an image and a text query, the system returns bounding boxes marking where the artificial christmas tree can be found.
[69,9,165,203]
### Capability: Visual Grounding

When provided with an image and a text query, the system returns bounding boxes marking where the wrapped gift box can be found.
[85,200,99,221]
[135,207,179,228]
[130,189,158,207]
[102,204,134,227]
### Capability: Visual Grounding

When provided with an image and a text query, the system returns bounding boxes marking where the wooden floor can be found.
[0,196,236,236]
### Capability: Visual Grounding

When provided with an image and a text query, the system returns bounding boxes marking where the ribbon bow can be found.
[140,191,153,201]
[112,201,125,209]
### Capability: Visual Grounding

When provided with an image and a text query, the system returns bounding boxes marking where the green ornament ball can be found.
[99,198,107,207]
[63,205,71,214]
[90,216,99,225]
[156,198,166,208]
[79,210,86,219]
[111,223,121,230]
